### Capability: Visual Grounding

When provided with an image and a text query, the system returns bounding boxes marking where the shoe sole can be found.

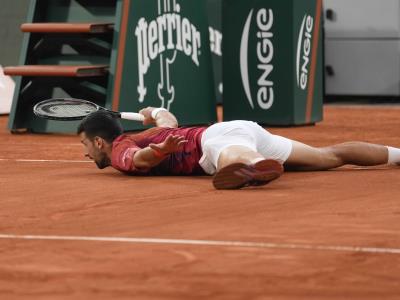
[212,159,283,190]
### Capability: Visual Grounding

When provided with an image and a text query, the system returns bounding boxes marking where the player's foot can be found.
[212,159,284,190]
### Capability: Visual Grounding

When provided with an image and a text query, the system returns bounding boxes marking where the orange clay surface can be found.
[1,105,400,299]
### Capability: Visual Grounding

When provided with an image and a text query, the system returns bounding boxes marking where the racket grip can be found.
[120,112,145,122]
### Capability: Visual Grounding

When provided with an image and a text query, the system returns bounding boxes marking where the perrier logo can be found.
[135,0,202,110]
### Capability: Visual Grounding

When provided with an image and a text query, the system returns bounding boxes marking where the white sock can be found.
[387,146,400,165]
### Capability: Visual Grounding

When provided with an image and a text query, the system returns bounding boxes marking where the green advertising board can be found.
[109,0,217,130]
[223,0,323,125]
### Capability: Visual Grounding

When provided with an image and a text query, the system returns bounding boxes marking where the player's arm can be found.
[139,107,178,128]
[133,134,187,169]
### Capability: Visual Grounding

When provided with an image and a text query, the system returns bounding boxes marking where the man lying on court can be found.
[78,107,400,190]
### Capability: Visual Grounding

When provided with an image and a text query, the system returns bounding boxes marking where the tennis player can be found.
[77,107,400,189]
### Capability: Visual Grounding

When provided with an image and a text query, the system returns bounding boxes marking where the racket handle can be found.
[120,112,145,122]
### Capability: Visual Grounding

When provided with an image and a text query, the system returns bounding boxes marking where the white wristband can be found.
[151,107,168,119]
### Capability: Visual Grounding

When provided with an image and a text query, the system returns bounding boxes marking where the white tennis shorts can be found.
[199,120,293,175]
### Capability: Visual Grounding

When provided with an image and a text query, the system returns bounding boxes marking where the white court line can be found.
[0,234,400,255]
[0,143,82,146]
[0,158,91,163]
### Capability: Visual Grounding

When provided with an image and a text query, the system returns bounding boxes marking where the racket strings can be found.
[49,103,96,116]
[36,101,98,118]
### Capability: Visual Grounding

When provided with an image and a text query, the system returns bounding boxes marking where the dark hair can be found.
[77,111,123,143]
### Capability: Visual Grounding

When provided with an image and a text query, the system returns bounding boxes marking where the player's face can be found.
[79,132,110,169]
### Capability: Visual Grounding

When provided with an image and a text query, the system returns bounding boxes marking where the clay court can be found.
[1,105,400,299]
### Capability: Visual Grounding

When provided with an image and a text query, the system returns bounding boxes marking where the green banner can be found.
[110,0,217,130]
[223,0,323,125]
[207,0,223,104]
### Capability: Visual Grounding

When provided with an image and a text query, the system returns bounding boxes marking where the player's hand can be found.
[149,135,188,155]
[139,107,155,126]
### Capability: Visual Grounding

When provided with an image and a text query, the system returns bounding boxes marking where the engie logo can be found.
[135,0,201,109]
[296,15,314,91]
[240,9,274,110]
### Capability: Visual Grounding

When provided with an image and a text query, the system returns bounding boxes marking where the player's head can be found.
[77,111,123,169]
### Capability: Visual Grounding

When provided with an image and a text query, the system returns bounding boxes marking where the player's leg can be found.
[284,140,399,171]
[214,145,283,189]
[233,122,400,171]
[216,145,264,170]
[200,121,284,189]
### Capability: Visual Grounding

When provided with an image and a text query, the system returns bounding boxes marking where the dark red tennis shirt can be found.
[111,127,207,175]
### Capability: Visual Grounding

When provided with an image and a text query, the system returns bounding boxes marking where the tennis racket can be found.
[33,98,144,121]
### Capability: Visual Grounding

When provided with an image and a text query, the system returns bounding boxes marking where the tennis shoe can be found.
[212,159,284,190]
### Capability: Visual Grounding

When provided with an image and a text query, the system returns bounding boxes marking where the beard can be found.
[95,153,111,169]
